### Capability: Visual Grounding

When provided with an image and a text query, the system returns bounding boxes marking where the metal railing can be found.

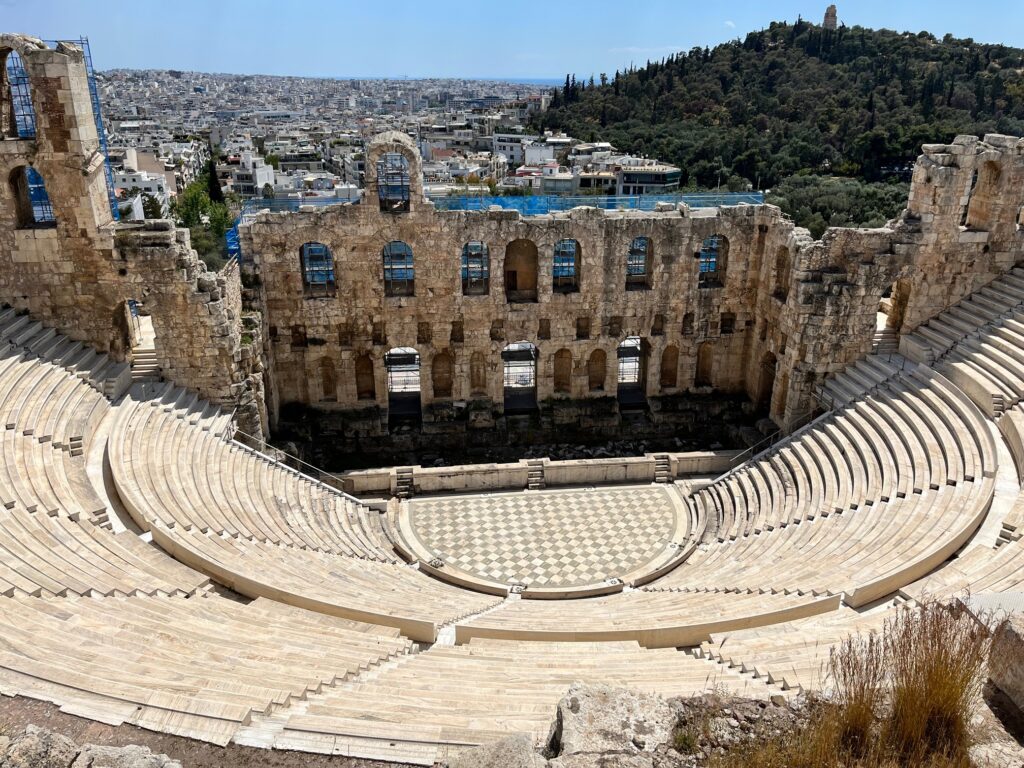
[429,192,765,215]
[231,426,365,506]
[713,406,824,483]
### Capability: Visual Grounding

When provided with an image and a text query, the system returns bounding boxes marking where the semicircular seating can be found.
[4,259,1024,766]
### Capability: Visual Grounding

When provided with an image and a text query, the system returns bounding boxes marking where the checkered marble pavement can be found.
[408,486,676,588]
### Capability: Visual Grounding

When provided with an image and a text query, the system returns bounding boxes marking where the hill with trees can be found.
[535,18,1024,232]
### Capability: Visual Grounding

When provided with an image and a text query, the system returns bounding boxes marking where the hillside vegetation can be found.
[536,19,1024,232]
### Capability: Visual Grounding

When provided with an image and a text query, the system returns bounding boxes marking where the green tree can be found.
[141,193,164,219]
[206,158,225,204]
[264,153,280,170]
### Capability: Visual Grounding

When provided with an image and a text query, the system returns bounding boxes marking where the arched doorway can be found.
[2,49,37,139]
[659,345,679,390]
[355,354,376,400]
[502,341,538,413]
[617,336,648,408]
[432,350,454,399]
[319,357,338,402]
[504,239,538,303]
[695,342,714,387]
[588,349,607,392]
[377,152,411,213]
[553,348,573,393]
[876,280,910,354]
[385,347,421,426]
[757,352,777,410]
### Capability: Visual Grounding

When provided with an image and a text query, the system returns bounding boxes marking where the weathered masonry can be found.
[2,37,1023,449]
[240,132,1024,440]
[0,35,265,434]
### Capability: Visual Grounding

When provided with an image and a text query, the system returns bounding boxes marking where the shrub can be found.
[710,600,990,768]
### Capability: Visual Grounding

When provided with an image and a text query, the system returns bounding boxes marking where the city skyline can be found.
[13,0,1024,80]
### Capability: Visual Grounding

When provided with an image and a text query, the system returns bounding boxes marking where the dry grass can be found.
[710,600,991,768]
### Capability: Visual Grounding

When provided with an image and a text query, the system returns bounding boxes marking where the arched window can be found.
[502,341,537,412]
[698,234,727,286]
[319,357,337,402]
[695,342,714,387]
[470,351,487,394]
[553,348,573,393]
[617,336,647,407]
[432,351,454,398]
[10,166,55,229]
[383,241,414,296]
[774,246,792,302]
[355,354,376,400]
[385,347,421,424]
[587,349,607,392]
[2,50,36,139]
[965,161,1001,230]
[505,239,538,302]
[626,236,652,290]
[461,241,490,295]
[377,152,410,213]
[660,345,679,389]
[299,242,335,297]
[553,239,580,293]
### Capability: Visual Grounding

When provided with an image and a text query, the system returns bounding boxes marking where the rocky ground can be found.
[0,696,411,768]
[4,682,1024,767]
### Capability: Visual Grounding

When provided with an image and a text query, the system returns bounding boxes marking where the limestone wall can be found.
[241,132,1024,433]
[0,35,266,436]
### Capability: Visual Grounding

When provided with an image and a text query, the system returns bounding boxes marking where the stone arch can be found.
[376,152,410,212]
[504,239,538,303]
[385,346,421,424]
[698,234,728,286]
[298,242,335,297]
[502,341,537,412]
[626,236,652,290]
[587,349,607,392]
[383,241,414,297]
[461,241,490,295]
[757,352,777,410]
[470,351,487,395]
[659,345,679,390]
[552,239,580,293]
[432,350,454,399]
[365,131,422,212]
[965,160,1001,231]
[355,354,376,400]
[553,348,573,393]
[774,246,792,302]
[695,342,714,387]
[9,166,55,229]
[1,47,36,139]
[319,357,337,402]
[617,336,648,407]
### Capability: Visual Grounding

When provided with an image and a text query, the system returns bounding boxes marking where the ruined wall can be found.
[0,34,266,436]
[242,132,1024,435]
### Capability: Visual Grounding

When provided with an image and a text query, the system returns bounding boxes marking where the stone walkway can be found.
[409,485,677,589]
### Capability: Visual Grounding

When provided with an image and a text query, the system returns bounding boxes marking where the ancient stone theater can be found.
[1,33,1024,765]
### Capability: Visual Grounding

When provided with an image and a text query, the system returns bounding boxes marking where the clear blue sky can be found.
[10,0,1024,80]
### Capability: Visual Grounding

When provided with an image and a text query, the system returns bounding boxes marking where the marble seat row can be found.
[452,588,841,648]
[270,637,772,765]
[140,523,500,642]
[696,600,902,692]
[110,384,393,561]
[666,363,994,606]
[0,594,412,746]
[900,268,1024,366]
[0,503,207,598]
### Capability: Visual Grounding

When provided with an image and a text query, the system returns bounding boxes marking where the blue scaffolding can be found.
[25,166,56,225]
[5,51,36,138]
[44,37,119,221]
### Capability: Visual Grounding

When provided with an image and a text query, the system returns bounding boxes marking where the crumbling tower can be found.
[823,4,838,30]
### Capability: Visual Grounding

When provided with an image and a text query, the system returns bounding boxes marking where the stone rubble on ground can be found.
[0,726,181,768]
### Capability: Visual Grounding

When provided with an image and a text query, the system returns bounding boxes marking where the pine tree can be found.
[206,158,224,204]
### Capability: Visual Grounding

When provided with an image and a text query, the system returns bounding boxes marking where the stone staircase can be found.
[872,327,899,355]
[653,454,672,483]
[526,459,545,490]
[130,315,160,382]
[395,466,414,499]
